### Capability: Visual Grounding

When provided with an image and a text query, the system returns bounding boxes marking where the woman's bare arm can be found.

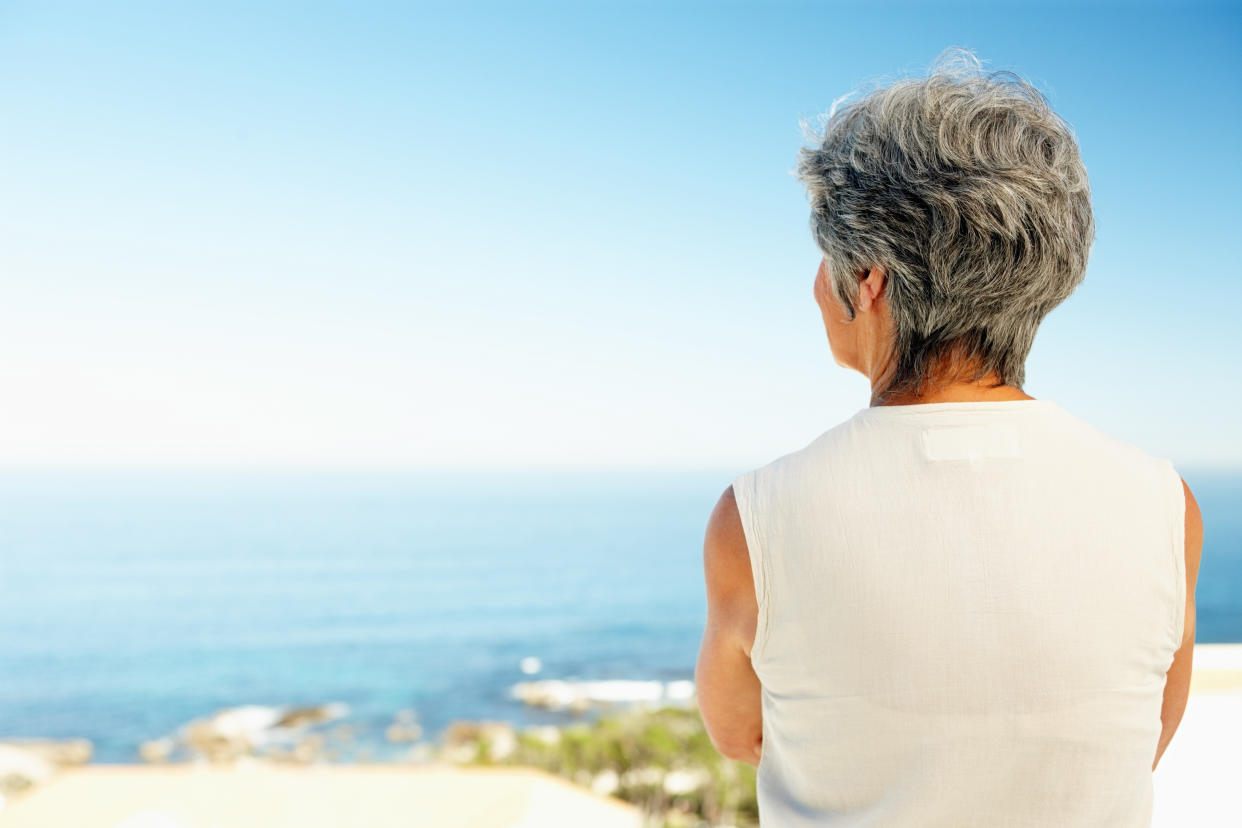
[695,485,764,766]
[1153,477,1203,771]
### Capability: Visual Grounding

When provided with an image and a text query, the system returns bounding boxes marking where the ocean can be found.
[1,468,1238,763]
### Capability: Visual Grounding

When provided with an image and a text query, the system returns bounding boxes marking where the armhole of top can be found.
[732,470,770,666]
[1164,459,1188,652]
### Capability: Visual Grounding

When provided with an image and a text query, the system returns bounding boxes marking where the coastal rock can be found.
[0,739,92,767]
[442,721,516,763]
[138,737,175,764]
[291,733,325,763]
[509,678,696,712]
[0,746,53,797]
[152,703,351,764]
[0,739,92,800]
[183,719,250,763]
[275,703,348,729]
[185,704,284,761]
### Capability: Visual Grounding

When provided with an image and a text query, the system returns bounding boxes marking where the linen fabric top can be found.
[732,399,1186,827]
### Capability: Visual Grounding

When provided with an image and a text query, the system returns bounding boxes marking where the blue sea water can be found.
[0,468,1238,764]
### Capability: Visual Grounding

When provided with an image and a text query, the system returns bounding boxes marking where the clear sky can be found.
[1,0,1238,471]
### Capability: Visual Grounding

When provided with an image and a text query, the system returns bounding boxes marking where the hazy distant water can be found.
[0,468,1237,763]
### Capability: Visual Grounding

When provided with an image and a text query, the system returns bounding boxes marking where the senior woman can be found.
[695,49,1204,826]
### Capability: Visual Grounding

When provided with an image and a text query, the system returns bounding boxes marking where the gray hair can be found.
[795,46,1095,399]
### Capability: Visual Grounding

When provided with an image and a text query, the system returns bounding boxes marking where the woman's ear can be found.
[856,266,887,312]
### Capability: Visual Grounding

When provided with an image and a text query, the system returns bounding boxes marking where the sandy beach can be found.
[2,643,1238,828]
[0,764,644,828]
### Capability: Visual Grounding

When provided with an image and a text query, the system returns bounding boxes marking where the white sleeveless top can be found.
[732,399,1186,827]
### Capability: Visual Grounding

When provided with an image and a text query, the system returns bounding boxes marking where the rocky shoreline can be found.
[0,739,93,801]
[0,681,755,827]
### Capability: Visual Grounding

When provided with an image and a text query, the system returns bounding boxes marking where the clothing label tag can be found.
[920,424,1022,463]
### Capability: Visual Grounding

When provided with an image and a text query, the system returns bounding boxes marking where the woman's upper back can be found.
[732,398,1186,826]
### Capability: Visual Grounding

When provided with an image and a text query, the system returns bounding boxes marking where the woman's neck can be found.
[870,377,1035,407]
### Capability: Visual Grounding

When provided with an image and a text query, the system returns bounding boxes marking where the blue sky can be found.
[1,0,1238,471]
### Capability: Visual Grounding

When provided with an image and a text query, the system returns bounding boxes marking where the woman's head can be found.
[797,47,1094,401]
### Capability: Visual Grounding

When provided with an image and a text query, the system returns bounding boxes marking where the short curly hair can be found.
[795,46,1095,400]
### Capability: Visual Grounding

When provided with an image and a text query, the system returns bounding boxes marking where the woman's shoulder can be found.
[1044,405,1180,481]
[739,414,863,483]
